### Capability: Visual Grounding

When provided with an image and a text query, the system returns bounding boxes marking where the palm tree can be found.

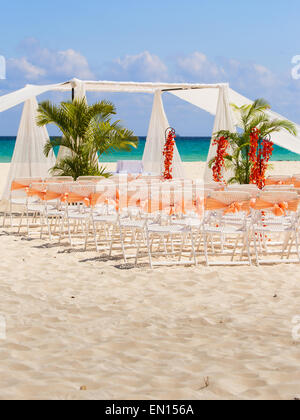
[209,99,297,184]
[37,98,138,180]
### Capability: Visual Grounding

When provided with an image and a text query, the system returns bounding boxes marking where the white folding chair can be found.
[266,175,293,186]
[3,177,43,229]
[227,184,260,197]
[77,176,105,183]
[252,191,300,265]
[142,184,198,268]
[88,182,121,253]
[60,183,94,248]
[45,176,74,183]
[202,191,252,266]
[40,182,71,241]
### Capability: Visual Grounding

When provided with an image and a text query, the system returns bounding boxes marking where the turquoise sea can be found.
[0,136,299,163]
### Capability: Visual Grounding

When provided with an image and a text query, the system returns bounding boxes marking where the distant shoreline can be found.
[1,136,300,163]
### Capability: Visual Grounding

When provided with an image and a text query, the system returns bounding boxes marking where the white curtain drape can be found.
[73,79,87,101]
[171,86,300,157]
[228,88,300,155]
[204,85,236,182]
[2,97,56,200]
[142,90,185,178]
[0,83,69,113]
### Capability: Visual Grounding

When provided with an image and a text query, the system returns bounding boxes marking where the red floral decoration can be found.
[249,127,260,169]
[249,128,274,189]
[163,128,176,180]
[212,136,229,183]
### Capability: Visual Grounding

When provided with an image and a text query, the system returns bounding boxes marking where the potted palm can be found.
[37,98,138,180]
[209,99,297,186]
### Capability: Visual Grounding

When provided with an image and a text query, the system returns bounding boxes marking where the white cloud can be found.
[54,49,94,79]
[8,38,94,83]
[175,51,279,91]
[3,42,300,129]
[8,57,46,80]
[105,51,168,82]
[177,52,222,82]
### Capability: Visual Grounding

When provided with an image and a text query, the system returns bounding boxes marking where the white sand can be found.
[1,161,300,400]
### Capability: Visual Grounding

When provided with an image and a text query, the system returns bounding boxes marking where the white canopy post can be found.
[2,97,56,200]
[143,90,185,178]
[204,85,236,182]
[73,78,87,101]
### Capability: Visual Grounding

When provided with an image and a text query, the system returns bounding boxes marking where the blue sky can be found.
[1,0,300,135]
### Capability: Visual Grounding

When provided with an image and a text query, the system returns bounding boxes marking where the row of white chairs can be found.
[3,178,300,268]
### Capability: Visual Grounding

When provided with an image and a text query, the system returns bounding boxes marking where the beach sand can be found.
[1,161,300,400]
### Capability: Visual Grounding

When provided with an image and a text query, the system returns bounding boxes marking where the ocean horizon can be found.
[0,136,299,163]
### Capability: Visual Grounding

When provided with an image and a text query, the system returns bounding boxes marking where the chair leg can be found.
[67,218,73,246]
[295,229,300,262]
[253,232,260,266]
[246,234,252,266]
[92,218,99,252]
[285,232,293,260]
[9,201,13,228]
[46,214,52,241]
[58,216,63,244]
[135,231,142,266]
[190,232,197,266]
[26,209,30,236]
[162,236,168,256]
[84,219,90,251]
[18,212,24,234]
[178,234,184,262]
[109,227,115,257]
[203,233,209,266]
[210,234,215,254]
[231,236,239,262]
[119,227,127,264]
[197,231,202,252]
[40,216,44,239]
[146,230,153,269]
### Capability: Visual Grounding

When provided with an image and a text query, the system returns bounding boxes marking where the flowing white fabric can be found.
[204,86,236,182]
[0,83,69,113]
[171,86,300,156]
[82,80,223,93]
[143,90,185,178]
[228,88,300,155]
[72,78,87,101]
[171,85,225,117]
[2,97,56,200]
[0,80,224,111]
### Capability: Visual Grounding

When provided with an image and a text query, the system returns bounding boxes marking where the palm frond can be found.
[38,97,138,178]
[260,119,297,136]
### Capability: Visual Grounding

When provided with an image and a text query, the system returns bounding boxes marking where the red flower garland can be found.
[249,127,260,173]
[249,128,274,189]
[163,129,176,180]
[212,136,229,183]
